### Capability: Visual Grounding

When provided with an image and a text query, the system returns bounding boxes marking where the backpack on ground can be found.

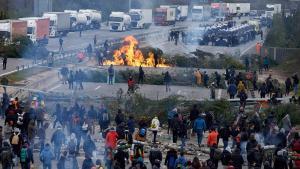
[213,148,222,160]
[139,128,146,137]
[20,148,28,163]
[11,134,19,145]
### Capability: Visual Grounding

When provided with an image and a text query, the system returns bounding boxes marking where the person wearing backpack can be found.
[165,147,178,169]
[150,116,160,143]
[40,143,55,169]
[20,143,34,169]
[0,141,14,169]
[175,151,187,169]
[9,128,22,157]
[193,114,206,147]
[51,125,66,160]
[149,144,163,168]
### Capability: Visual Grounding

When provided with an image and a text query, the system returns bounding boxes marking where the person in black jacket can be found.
[219,125,230,149]
[57,151,67,169]
[231,148,244,169]
[149,144,162,168]
[221,147,232,166]
[114,147,129,169]
[115,109,125,126]
[247,144,263,168]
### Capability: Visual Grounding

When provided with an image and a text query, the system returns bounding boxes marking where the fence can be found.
[261,46,300,62]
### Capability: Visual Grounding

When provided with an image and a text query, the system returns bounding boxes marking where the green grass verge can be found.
[4,67,50,84]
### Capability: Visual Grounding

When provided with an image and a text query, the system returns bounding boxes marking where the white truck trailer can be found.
[79,9,102,29]
[129,9,152,29]
[64,10,88,31]
[42,12,70,37]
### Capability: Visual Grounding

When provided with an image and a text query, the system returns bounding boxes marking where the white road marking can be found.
[95,85,102,90]
[217,89,222,100]
[48,84,62,92]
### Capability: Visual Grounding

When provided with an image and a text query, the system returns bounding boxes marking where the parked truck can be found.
[0,20,27,43]
[79,9,101,29]
[64,10,88,31]
[19,17,50,45]
[227,3,250,16]
[129,9,152,29]
[154,7,176,26]
[160,5,188,21]
[192,5,211,21]
[266,4,282,18]
[43,12,70,37]
[109,12,131,31]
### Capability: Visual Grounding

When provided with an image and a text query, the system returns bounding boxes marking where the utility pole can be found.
[128,0,131,10]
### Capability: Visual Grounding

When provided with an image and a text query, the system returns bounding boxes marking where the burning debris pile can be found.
[104,36,169,67]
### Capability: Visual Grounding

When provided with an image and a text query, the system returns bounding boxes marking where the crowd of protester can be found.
[0,89,300,169]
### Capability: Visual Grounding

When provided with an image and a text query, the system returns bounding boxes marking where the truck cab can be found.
[64,10,87,31]
[129,9,152,29]
[109,12,131,31]
[192,6,204,21]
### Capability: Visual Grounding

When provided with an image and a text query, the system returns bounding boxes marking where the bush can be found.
[263,104,300,126]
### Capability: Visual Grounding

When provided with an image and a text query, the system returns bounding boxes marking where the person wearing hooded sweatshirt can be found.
[10,128,23,157]
[193,114,206,147]
[0,141,14,169]
[105,127,118,149]
[167,108,177,134]
[165,147,178,169]
[151,116,160,143]
[231,148,244,169]
[83,135,96,157]
[68,133,79,169]
[40,143,55,169]
[51,126,66,160]
[27,120,36,145]
[20,142,34,169]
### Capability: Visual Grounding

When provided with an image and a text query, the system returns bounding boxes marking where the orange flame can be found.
[103,36,169,67]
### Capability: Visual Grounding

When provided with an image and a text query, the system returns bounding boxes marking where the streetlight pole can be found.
[129,0,131,11]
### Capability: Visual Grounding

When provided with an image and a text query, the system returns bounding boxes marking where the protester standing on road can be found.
[40,143,55,169]
[263,57,269,71]
[227,82,237,99]
[292,74,299,96]
[164,71,172,92]
[203,71,209,88]
[285,77,292,96]
[51,126,66,160]
[94,35,97,46]
[68,71,74,90]
[2,55,7,70]
[138,65,145,84]
[87,44,93,60]
[150,116,160,143]
[193,114,206,147]
[59,37,63,53]
[108,64,114,85]
[0,141,14,169]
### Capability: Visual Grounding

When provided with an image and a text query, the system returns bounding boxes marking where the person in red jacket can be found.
[127,76,135,93]
[105,127,118,150]
[207,127,219,147]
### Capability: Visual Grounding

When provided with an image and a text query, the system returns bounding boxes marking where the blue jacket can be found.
[127,119,135,133]
[40,146,54,165]
[227,84,237,95]
[193,117,206,133]
[168,110,175,120]
[175,156,187,168]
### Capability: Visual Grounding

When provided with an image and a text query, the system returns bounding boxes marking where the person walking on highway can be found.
[108,64,114,85]
[138,65,145,84]
[292,74,299,96]
[86,44,93,60]
[59,37,63,53]
[94,35,97,46]
[164,71,172,92]
[150,116,160,143]
[193,114,206,147]
[68,71,74,90]
[2,55,7,70]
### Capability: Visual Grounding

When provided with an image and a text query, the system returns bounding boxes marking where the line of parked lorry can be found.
[0,5,189,45]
